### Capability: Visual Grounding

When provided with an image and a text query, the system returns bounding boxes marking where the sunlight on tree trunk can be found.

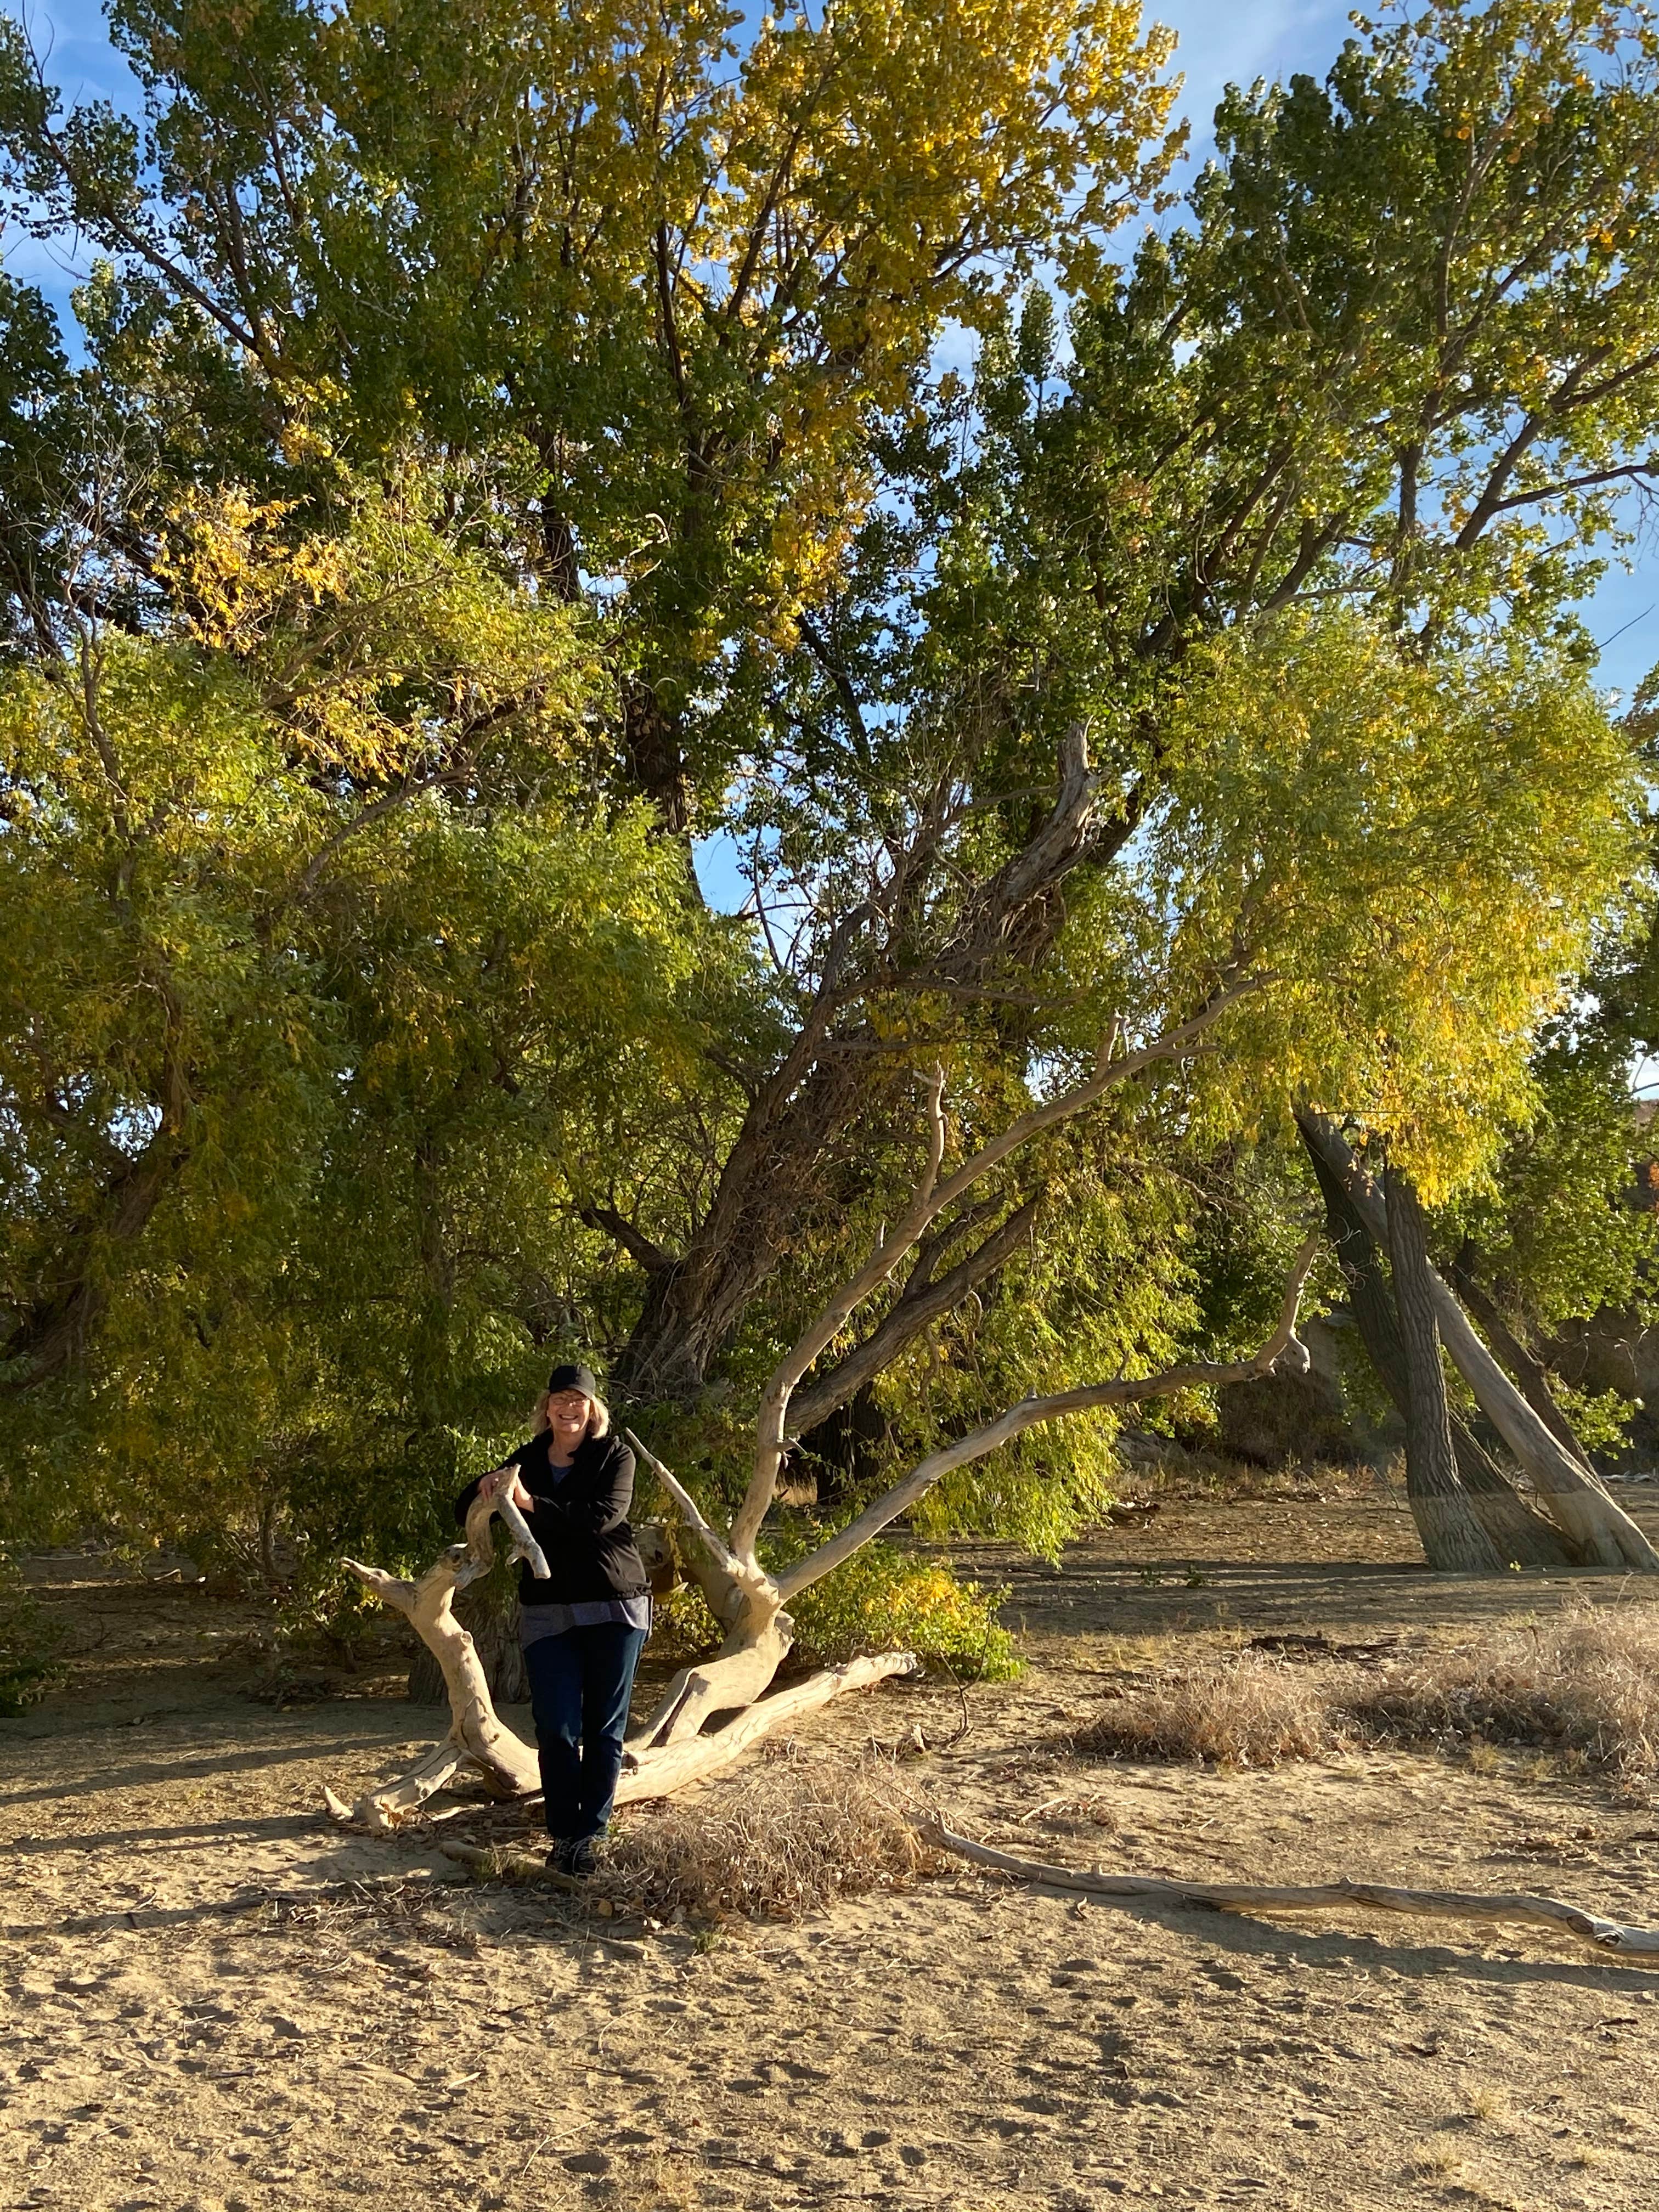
[1300,1113,1659,1572]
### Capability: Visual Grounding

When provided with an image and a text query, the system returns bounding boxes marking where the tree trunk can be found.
[622,678,689,836]
[1297,1110,1659,1572]
[408,1573,528,1705]
[1384,1164,1505,1572]
[1448,1245,1585,1457]
[1303,1128,1574,1568]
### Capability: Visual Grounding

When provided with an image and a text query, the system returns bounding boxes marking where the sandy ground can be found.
[7,1478,1659,2212]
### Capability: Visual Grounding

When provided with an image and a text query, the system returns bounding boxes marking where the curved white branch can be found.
[776,1234,1319,1601]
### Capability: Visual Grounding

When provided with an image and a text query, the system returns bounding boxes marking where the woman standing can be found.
[456,1363,649,1874]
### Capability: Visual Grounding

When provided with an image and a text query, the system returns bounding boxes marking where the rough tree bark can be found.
[1383,1163,1505,1572]
[1305,1137,1575,1569]
[329,1028,1318,1827]
[1298,1111,1659,1572]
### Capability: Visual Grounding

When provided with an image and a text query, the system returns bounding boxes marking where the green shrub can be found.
[1550,1378,1640,1454]
[0,1554,64,1716]
[788,1544,1022,1680]
[647,1542,1021,1680]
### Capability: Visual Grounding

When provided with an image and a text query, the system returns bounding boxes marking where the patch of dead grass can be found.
[1077,1648,1338,1769]
[606,1756,940,1921]
[1077,1602,1659,1792]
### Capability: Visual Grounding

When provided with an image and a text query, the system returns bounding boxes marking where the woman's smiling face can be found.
[546,1389,591,1449]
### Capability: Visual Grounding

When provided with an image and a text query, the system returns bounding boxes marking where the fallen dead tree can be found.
[927,1819,1659,1956]
[321,1483,551,1830]
[326,1008,1328,1829]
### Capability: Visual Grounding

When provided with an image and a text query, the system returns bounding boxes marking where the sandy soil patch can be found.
[7,1480,1659,2212]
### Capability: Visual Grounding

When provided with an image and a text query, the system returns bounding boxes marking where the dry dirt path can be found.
[7,1485,1659,2212]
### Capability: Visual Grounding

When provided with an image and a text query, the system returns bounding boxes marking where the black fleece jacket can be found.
[453,1429,648,1607]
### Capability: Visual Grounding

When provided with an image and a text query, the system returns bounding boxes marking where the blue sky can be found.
[6,0,1654,915]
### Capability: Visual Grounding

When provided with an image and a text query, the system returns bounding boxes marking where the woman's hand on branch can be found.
[479,1465,532,1514]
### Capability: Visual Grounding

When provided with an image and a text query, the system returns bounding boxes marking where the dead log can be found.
[1384,1162,1505,1572]
[408,1573,529,1706]
[927,1820,1659,1956]
[619,1651,923,1801]
[323,1485,549,1830]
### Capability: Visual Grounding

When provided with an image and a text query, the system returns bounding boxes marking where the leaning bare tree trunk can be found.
[1448,1246,1587,1457]
[1298,1111,1659,1572]
[1384,1163,1504,1572]
[1304,1133,1574,1568]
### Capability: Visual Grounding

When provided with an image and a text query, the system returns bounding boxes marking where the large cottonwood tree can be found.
[3,0,1658,1629]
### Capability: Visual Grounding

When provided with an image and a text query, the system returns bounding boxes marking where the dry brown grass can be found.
[1077,1649,1339,1769]
[1076,1602,1659,1793]
[605,1755,940,1921]
[1350,1605,1659,1791]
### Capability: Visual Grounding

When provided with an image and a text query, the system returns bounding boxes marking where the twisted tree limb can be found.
[927,1821,1659,1956]
[323,1486,550,1830]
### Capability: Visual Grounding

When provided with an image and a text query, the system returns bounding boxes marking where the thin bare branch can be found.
[776,1235,1319,1601]
[926,1823,1659,1955]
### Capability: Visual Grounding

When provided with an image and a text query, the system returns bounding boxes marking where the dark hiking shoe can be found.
[546,1837,599,1877]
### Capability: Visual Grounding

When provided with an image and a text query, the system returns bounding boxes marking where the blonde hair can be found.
[537,1389,610,1441]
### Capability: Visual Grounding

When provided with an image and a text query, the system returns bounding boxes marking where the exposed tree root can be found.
[927,1820,1659,1956]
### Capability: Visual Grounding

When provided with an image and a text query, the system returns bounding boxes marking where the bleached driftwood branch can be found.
[927,1820,1659,1956]
[323,1482,550,1830]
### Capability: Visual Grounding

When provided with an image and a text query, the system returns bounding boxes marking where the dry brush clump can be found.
[606,1754,942,1922]
[1079,1648,1345,1770]
[1077,1604,1659,1793]
[1352,1604,1659,1794]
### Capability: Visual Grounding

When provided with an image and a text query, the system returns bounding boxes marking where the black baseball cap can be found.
[546,1361,599,1398]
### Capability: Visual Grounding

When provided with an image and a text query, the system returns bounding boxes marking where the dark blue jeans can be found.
[523,1623,647,1844]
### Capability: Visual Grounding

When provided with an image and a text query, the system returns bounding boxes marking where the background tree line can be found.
[1,0,1657,1661]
